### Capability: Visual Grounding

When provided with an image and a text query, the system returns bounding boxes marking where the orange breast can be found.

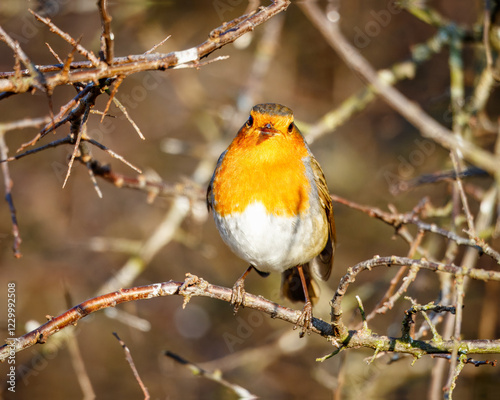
[213,132,311,217]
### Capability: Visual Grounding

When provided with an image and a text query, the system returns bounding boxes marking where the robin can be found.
[207,103,335,335]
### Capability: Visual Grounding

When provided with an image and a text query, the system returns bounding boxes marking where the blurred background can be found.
[0,0,499,398]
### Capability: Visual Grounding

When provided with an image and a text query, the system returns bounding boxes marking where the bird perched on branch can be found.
[207,103,335,335]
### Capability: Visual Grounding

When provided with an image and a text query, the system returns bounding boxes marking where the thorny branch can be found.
[2,258,500,363]
[0,0,291,255]
[97,0,115,65]
[0,1,291,94]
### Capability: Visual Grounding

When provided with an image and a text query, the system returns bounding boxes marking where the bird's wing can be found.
[310,156,335,281]
[206,150,227,211]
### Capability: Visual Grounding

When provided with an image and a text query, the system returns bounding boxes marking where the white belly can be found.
[213,202,327,273]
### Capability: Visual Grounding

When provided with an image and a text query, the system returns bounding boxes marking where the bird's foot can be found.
[294,301,313,338]
[231,279,246,313]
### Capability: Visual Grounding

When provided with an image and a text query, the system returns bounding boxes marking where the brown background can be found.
[0,1,498,399]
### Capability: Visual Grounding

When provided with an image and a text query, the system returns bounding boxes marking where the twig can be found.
[0,25,45,92]
[78,158,203,200]
[401,298,455,342]
[446,353,467,399]
[165,351,257,399]
[356,295,368,331]
[18,84,97,150]
[304,30,449,143]
[0,117,51,255]
[431,354,497,367]
[4,257,500,362]
[331,194,500,262]
[1,136,73,162]
[63,116,85,188]
[1,1,291,94]
[30,10,100,67]
[101,76,124,123]
[113,333,150,400]
[171,55,230,70]
[83,137,142,173]
[0,131,22,257]
[67,332,95,399]
[145,36,171,54]
[364,230,424,322]
[97,0,114,64]
[299,2,500,174]
[61,41,79,81]
[45,42,63,64]
[110,94,145,140]
[79,144,103,198]
[330,255,500,340]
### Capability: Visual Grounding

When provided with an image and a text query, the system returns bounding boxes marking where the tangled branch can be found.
[0,2,290,94]
[0,0,290,256]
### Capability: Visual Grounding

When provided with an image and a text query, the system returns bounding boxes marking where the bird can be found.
[207,103,335,335]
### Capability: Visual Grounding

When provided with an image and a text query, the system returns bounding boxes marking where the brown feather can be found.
[309,156,336,281]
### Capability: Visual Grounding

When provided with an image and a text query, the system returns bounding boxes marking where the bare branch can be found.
[299,2,500,174]
[101,76,124,123]
[431,354,497,367]
[1,136,72,162]
[0,25,45,92]
[331,194,500,262]
[109,91,145,140]
[166,351,257,399]
[0,132,21,257]
[62,115,86,188]
[30,10,100,67]
[97,0,115,64]
[45,42,63,64]
[113,333,149,400]
[78,158,203,200]
[83,137,142,174]
[145,35,171,55]
[3,259,500,362]
[330,256,500,341]
[0,1,291,94]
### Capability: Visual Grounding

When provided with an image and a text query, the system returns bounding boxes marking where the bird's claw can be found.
[294,301,313,338]
[231,280,246,313]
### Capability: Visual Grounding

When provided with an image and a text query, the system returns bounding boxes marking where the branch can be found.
[30,10,100,67]
[113,332,150,399]
[0,1,291,94]
[0,25,45,92]
[165,351,257,399]
[0,118,51,257]
[299,2,500,174]
[331,194,500,263]
[0,274,331,361]
[330,256,500,340]
[3,259,500,363]
[98,0,115,64]
[79,158,204,200]
[0,132,21,257]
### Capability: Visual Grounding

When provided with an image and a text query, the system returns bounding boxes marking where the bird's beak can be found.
[259,123,279,136]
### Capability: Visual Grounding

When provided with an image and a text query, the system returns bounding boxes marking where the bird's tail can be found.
[281,264,320,305]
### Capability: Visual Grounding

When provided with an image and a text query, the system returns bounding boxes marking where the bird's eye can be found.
[246,115,254,128]
[287,122,294,133]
